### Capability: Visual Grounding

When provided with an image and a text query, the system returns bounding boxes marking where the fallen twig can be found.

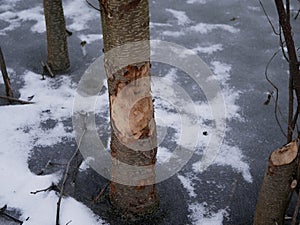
[56,128,87,225]
[92,182,109,204]
[0,95,34,104]
[291,190,300,225]
[30,183,60,195]
[0,205,23,224]
[41,61,55,78]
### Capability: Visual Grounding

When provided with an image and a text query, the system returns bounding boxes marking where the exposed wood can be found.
[0,47,13,100]
[254,141,298,225]
[99,0,159,218]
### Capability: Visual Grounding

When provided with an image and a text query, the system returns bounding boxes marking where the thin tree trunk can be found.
[43,0,70,72]
[99,0,159,219]
[254,141,298,225]
[274,0,300,142]
[0,47,13,99]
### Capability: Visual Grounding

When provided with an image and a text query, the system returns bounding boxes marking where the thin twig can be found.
[258,0,280,35]
[92,182,109,204]
[0,206,23,225]
[0,95,34,104]
[41,61,54,78]
[86,0,100,11]
[265,50,288,138]
[30,183,60,195]
[56,128,87,225]
[294,8,300,20]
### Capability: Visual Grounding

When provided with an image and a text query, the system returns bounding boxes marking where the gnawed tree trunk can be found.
[99,0,159,219]
[43,0,69,72]
[254,141,298,225]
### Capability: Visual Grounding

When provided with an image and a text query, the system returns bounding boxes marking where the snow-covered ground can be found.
[0,0,294,224]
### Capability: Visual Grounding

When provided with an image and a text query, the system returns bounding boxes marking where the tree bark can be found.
[99,0,159,219]
[43,0,70,72]
[254,141,298,225]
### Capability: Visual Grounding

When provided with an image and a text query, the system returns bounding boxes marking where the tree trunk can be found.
[43,0,70,72]
[274,0,300,142]
[99,0,159,219]
[254,141,298,225]
[0,47,13,99]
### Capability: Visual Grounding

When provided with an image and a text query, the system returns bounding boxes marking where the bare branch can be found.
[92,182,109,204]
[0,95,34,104]
[56,127,87,225]
[265,50,288,138]
[258,0,280,35]
[85,0,100,11]
[0,205,23,224]
[41,61,54,78]
[30,183,60,195]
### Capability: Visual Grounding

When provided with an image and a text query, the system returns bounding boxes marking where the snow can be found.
[165,8,192,26]
[0,71,106,225]
[186,0,207,4]
[162,22,239,37]
[188,203,228,225]
[193,44,224,55]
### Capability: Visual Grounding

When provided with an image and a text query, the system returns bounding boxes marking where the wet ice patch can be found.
[165,8,192,26]
[0,5,45,35]
[64,0,99,31]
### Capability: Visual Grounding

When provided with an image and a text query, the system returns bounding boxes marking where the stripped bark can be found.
[43,0,70,72]
[0,47,13,99]
[99,0,159,218]
[254,141,298,225]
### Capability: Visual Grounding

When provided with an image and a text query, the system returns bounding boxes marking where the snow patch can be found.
[78,34,103,44]
[0,71,107,225]
[162,22,239,37]
[189,203,227,225]
[193,44,223,54]
[165,8,192,26]
[186,0,207,4]
[178,174,197,198]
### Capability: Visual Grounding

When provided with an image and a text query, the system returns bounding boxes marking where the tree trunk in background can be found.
[253,141,298,225]
[99,0,159,219]
[43,0,70,72]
